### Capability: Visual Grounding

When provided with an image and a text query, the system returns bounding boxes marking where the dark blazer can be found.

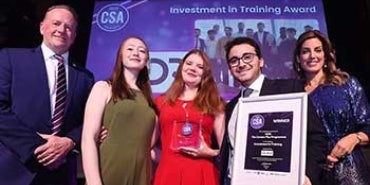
[0,47,94,185]
[219,78,328,185]
[253,31,270,47]
[195,38,206,52]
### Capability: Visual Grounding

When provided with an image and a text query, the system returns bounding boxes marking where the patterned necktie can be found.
[51,54,67,135]
[242,87,253,97]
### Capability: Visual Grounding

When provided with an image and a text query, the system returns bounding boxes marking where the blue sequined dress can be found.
[309,76,370,185]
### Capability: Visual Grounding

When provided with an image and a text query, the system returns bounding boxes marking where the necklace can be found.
[181,102,193,136]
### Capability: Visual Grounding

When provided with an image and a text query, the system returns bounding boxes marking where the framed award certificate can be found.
[170,120,201,150]
[231,92,308,185]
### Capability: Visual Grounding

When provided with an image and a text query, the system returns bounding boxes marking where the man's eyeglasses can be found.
[228,52,257,67]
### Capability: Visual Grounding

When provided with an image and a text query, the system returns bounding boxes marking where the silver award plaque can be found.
[171,120,201,150]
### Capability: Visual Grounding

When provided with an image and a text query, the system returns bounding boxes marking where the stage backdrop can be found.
[86,0,327,100]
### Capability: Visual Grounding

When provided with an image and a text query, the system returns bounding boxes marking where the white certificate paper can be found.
[231,92,308,185]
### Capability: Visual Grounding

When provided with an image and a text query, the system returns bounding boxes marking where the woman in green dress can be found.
[81,36,158,185]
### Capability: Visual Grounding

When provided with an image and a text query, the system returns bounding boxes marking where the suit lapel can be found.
[32,47,52,117]
[30,48,50,96]
[260,78,276,96]
[28,47,53,129]
[66,60,78,112]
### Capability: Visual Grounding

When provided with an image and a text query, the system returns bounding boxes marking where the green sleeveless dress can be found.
[99,91,156,185]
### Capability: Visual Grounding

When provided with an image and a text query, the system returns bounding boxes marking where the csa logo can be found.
[250,114,265,129]
[96,4,129,32]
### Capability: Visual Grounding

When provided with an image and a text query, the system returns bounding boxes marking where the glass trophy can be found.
[170,120,201,150]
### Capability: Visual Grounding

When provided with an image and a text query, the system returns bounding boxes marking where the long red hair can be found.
[162,49,225,115]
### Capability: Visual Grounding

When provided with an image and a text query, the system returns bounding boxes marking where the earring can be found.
[295,58,301,72]
[324,64,328,68]
[295,61,301,72]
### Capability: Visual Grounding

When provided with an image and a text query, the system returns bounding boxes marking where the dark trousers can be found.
[31,155,77,185]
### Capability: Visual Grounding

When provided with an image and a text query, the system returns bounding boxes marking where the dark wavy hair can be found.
[293,30,348,85]
[224,37,262,62]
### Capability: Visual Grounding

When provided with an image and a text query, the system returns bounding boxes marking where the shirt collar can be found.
[41,43,69,62]
[244,74,265,92]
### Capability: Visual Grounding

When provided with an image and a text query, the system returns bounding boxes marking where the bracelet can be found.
[355,133,362,144]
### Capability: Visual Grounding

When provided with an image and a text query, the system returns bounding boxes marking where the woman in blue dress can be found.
[293,30,370,185]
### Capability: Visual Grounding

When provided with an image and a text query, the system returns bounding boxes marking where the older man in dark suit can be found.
[0,4,94,185]
[219,37,328,185]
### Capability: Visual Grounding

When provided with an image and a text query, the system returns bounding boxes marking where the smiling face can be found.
[181,53,204,88]
[297,37,325,77]
[40,7,77,54]
[228,43,263,86]
[121,37,149,72]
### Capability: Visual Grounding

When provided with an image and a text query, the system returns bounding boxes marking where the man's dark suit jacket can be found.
[219,78,328,185]
[0,47,94,185]
[195,38,206,52]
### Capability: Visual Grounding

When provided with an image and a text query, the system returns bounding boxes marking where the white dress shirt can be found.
[227,74,265,177]
[41,43,69,116]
